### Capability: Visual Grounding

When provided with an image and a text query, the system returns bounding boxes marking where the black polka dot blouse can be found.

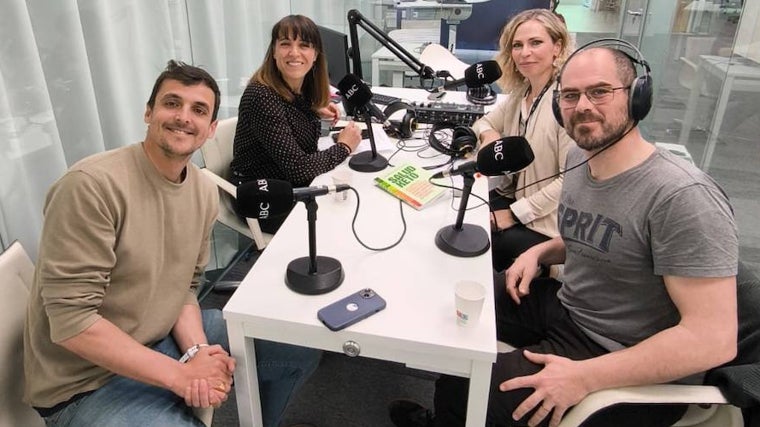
[229,82,348,188]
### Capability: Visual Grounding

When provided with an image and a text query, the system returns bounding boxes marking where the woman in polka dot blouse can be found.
[230,14,361,233]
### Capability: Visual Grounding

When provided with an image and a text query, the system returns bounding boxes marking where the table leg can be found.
[465,360,492,427]
[447,24,457,53]
[678,60,707,145]
[392,71,404,88]
[228,323,263,427]
[700,75,734,172]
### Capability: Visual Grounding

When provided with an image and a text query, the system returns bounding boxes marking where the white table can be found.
[224,87,499,427]
[677,54,760,171]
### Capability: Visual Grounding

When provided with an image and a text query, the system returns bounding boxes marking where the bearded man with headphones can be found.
[390,39,738,427]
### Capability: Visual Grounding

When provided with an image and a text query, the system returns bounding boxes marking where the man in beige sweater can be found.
[24,60,320,427]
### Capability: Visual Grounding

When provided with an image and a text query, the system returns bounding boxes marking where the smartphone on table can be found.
[317,288,387,331]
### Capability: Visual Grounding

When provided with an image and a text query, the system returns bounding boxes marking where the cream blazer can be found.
[471,82,573,238]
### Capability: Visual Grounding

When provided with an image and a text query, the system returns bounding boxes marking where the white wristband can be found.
[179,343,209,363]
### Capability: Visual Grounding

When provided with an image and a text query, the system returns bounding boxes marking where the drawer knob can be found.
[342,340,361,357]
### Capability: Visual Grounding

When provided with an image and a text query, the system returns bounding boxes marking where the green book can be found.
[374,163,446,210]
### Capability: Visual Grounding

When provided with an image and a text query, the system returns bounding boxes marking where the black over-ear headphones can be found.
[551,38,652,127]
[428,122,477,158]
[382,101,418,139]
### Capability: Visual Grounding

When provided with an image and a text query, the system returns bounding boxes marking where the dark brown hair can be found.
[147,60,221,121]
[251,15,330,110]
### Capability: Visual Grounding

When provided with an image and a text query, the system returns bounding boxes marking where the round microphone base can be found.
[348,151,388,172]
[286,256,344,295]
[435,224,490,258]
[466,86,497,106]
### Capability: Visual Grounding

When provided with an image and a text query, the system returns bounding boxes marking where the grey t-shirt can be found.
[557,146,738,351]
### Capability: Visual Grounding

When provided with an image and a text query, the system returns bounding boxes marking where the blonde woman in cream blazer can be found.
[471,9,574,272]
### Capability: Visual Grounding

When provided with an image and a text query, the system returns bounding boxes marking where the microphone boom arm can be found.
[347,9,436,82]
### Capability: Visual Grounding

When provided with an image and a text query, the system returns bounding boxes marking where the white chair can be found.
[496,341,743,427]
[200,116,272,252]
[199,117,273,294]
[0,241,215,426]
[420,43,469,81]
[0,241,45,427]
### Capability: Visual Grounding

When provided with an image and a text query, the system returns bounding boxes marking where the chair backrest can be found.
[420,43,468,80]
[202,116,238,179]
[201,117,272,250]
[0,242,214,427]
[0,242,45,427]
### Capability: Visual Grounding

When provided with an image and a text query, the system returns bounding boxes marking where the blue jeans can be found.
[43,309,321,427]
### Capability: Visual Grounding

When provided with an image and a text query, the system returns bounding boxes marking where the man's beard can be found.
[567,110,631,152]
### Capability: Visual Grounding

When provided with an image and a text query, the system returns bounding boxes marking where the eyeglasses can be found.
[554,86,629,108]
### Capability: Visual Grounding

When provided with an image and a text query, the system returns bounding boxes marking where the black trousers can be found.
[489,190,551,272]
[433,274,687,427]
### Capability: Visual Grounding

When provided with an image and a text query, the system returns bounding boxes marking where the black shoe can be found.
[388,399,434,427]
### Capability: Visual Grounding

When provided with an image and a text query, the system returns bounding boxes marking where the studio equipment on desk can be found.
[433,136,534,257]
[380,99,484,140]
[236,179,349,295]
[442,60,501,106]
[428,123,477,159]
[338,74,390,172]
[409,101,485,126]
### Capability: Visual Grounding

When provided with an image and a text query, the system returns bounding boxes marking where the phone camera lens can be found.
[360,288,374,299]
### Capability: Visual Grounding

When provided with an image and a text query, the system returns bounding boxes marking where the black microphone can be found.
[237,178,348,295]
[431,136,534,179]
[443,61,502,90]
[337,74,389,127]
[336,74,389,172]
[236,179,350,219]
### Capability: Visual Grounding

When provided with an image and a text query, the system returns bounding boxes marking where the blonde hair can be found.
[494,9,571,93]
[251,15,330,111]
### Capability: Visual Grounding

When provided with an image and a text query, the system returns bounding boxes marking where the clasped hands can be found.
[176,344,236,409]
[500,253,593,427]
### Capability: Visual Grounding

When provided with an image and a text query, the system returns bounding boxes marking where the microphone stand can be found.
[434,172,490,257]
[466,85,497,106]
[348,108,388,172]
[286,197,344,294]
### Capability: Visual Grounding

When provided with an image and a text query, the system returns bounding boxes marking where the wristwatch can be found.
[179,343,209,363]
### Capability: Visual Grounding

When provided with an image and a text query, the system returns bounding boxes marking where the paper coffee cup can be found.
[332,169,352,201]
[455,280,486,327]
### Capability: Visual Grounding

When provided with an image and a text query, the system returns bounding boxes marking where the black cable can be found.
[422,157,454,171]
[385,143,406,168]
[489,122,638,204]
[349,187,407,251]
[427,177,490,212]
